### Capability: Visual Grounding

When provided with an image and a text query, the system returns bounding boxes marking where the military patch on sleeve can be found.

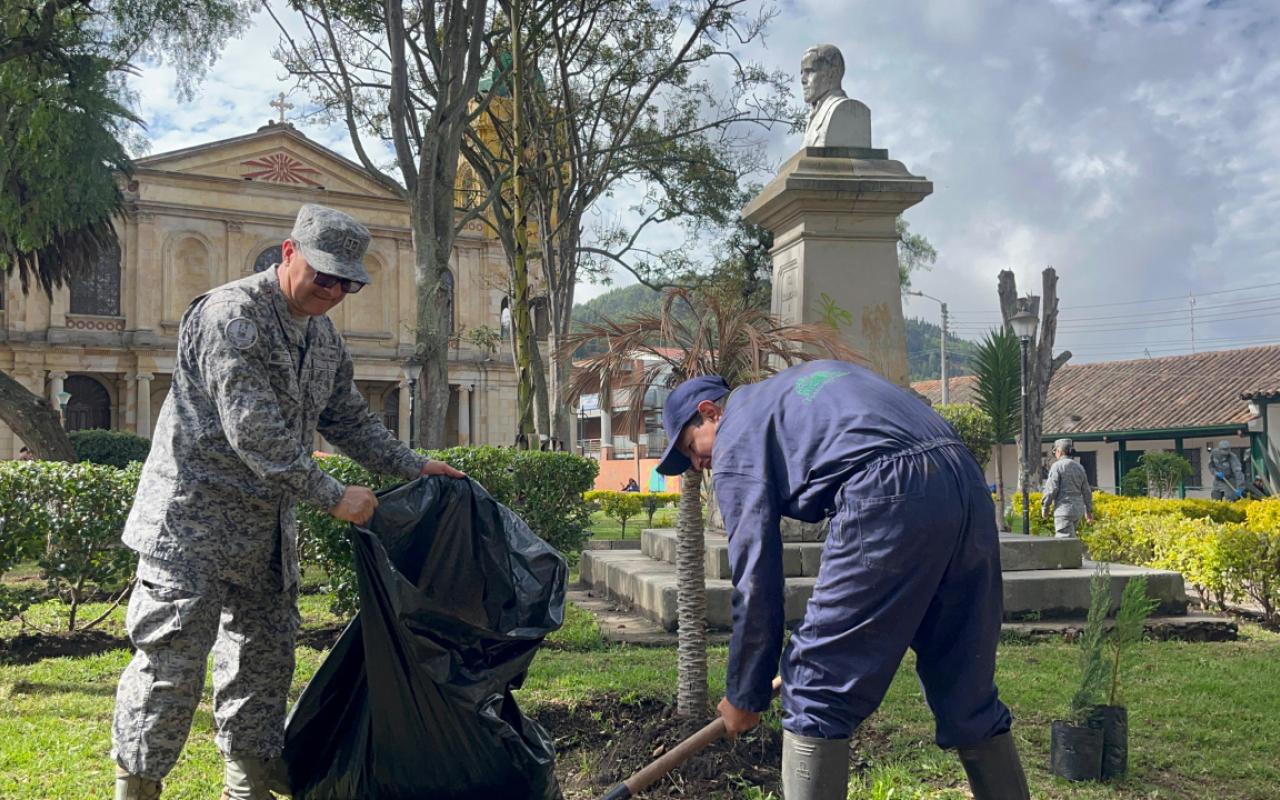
[224,317,259,350]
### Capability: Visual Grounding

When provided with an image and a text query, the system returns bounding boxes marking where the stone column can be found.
[135,373,154,438]
[598,393,613,461]
[397,381,412,446]
[47,371,67,424]
[743,146,932,386]
[457,384,471,445]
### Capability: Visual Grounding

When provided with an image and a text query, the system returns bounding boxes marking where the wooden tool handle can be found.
[600,676,784,800]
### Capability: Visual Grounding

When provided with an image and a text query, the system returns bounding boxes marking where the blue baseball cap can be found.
[655,375,730,476]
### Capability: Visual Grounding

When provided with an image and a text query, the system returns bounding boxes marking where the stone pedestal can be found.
[742,146,933,387]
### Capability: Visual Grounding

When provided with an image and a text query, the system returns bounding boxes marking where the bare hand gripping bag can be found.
[283,476,565,799]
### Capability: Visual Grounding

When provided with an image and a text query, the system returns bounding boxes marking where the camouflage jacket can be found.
[123,267,425,589]
[1041,456,1093,518]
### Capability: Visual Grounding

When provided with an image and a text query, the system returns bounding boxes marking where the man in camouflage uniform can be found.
[1209,440,1246,501]
[1040,438,1093,538]
[112,204,463,800]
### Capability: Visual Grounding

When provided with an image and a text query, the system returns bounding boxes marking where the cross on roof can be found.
[270,92,294,123]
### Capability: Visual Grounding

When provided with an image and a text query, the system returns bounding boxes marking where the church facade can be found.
[0,122,524,457]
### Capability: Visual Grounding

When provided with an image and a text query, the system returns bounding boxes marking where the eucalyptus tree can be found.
[460,0,796,446]
[268,0,497,448]
[564,287,855,716]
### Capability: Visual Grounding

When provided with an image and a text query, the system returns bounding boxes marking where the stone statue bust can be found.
[802,44,872,149]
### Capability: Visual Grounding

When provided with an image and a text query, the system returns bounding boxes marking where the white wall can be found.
[985,434,1252,504]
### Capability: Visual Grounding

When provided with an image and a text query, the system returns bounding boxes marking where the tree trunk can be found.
[0,369,74,460]
[676,469,708,717]
[414,220,452,450]
[531,334,551,443]
[994,442,1008,531]
[998,268,1070,487]
[547,328,572,446]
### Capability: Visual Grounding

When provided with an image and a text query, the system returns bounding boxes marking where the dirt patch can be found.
[533,697,781,799]
[0,629,130,665]
[533,698,901,799]
[296,622,347,652]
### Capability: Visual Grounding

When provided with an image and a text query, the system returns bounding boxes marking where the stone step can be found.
[578,549,1185,632]
[567,588,1237,646]
[639,529,1083,580]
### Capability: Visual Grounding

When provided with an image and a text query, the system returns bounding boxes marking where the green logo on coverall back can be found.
[794,370,851,403]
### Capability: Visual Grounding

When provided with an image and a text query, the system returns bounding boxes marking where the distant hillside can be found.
[907,317,978,382]
[573,284,666,327]
[573,287,979,379]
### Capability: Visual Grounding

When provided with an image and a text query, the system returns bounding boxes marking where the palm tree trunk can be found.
[994,443,1009,532]
[676,469,708,717]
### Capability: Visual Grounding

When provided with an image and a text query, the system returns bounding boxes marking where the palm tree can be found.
[972,328,1021,531]
[564,287,858,716]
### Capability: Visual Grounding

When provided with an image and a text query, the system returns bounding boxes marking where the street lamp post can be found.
[402,357,422,449]
[55,390,72,429]
[1009,295,1040,535]
[907,290,949,404]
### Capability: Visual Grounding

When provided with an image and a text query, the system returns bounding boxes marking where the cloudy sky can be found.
[131,0,1280,364]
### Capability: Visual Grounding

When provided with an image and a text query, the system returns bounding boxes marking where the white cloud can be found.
[129,1,1280,360]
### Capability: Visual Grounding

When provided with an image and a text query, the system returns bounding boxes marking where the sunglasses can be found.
[312,271,365,294]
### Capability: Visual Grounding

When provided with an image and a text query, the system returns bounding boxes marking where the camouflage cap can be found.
[1053,438,1073,452]
[290,204,372,285]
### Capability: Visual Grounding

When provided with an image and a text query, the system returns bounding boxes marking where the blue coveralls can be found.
[713,361,1012,748]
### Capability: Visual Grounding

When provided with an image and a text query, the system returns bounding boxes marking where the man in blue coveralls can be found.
[654,362,1030,800]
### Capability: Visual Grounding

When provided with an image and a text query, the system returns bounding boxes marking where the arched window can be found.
[254,245,283,273]
[383,387,400,436]
[64,375,112,431]
[442,269,455,335]
[70,240,121,316]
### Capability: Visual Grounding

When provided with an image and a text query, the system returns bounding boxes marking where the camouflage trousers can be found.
[112,557,300,780]
[1053,511,1081,538]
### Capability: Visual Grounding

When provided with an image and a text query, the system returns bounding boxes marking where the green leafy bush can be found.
[0,463,44,621]
[1079,503,1280,625]
[68,429,151,468]
[1008,492,1055,536]
[1137,451,1194,499]
[301,447,598,614]
[584,491,645,538]
[0,460,140,630]
[936,403,995,471]
[642,491,682,527]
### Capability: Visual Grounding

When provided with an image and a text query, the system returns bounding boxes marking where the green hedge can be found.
[301,447,598,614]
[0,460,140,629]
[68,429,151,468]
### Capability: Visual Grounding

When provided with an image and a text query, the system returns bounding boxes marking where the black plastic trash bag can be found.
[283,476,567,800]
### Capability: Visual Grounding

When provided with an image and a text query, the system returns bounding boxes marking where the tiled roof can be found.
[912,345,1280,436]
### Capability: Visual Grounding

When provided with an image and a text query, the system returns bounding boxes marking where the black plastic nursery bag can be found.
[283,476,567,800]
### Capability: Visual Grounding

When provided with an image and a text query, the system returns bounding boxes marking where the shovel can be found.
[598,676,783,800]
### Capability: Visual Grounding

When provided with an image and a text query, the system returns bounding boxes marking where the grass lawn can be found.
[587,508,676,540]
[1,594,1278,799]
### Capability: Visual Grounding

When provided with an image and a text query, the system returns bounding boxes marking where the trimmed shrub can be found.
[1008,492,1056,536]
[642,491,682,527]
[69,429,151,468]
[0,460,140,630]
[0,462,44,621]
[936,403,995,471]
[1078,500,1280,625]
[1245,498,1280,533]
[584,491,645,538]
[301,447,597,614]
